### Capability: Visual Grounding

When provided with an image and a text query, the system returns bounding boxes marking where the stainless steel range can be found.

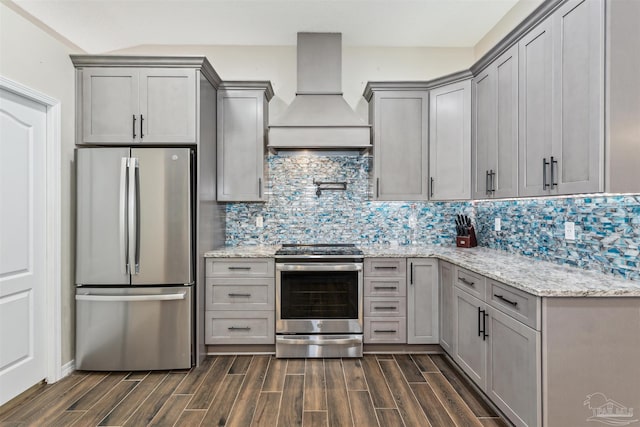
[275,244,364,358]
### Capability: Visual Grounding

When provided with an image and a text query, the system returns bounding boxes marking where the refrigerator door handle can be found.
[76,292,187,302]
[120,158,130,275]
[128,157,139,274]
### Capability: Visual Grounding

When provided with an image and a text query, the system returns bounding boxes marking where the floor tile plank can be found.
[376,354,395,360]
[186,355,235,410]
[304,359,327,411]
[71,380,139,426]
[303,411,329,427]
[200,374,245,426]
[67,372,127,411]
[325,359,353,427]
[361,355,396,409]
[227,356,271,427]
[286,359,305,375]
[47,410,85,427]
[124,372,150,381]
[174,356,216,394]
[411,354,440,373]
[378,360,431,427]
[342,359,367,391]
[229,355,253,375]
[148,394,192,427]
[174,409,206,427]
[410,383,456,427]
[376,408,404,426]
[262,357,287,392]
[251,392,281,427]
[430,354,497,417]
[277,375,304,427]
[98,372,168,425]
[394,354,426,383]
[122,372,186,426]
[425,372,484,427]
[348,390,378,427]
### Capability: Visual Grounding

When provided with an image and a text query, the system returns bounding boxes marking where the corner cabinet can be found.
[438,260,455,354]
[429,80,471,200]
[407,258,439,344]
[76,67,197,144]
[365,86,429,201]
[217,82,274,202]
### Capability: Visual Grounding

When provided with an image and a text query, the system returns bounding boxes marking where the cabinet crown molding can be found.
[219,81,275,101]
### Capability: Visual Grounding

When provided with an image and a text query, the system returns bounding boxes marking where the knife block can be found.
[456,226,477,248]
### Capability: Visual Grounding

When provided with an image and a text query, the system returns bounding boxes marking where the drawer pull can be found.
[374,306,397,310]
[228,326,251,331]
[459,277,475,287]
[494,294,518,307]
[228,293,251,297]
[228,266,251,271]
[374,329,397,333]
[373,286,397,290]
[374,266,398,270]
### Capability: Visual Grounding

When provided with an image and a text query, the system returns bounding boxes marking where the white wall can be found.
[0,0,78,364]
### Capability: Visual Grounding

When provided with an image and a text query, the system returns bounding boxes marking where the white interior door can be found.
[0,87,47,405]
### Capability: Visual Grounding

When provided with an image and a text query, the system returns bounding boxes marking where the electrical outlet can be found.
[495,218,501,231]
[564,221,575,240]
[256,215,263,228]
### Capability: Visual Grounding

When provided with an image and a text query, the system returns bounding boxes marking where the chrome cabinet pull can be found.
[374,329,397,333]
[228,293,251,297]
[543,158,550,189]
[228,326,251,331]
[459,277,474,287]
[374,306,397,310]
[373,286,397,290]
[430,177,434,197]
[140,114,144,139]
[494,294,518,307]
[228,266,251,271]
[132,115,137,139]
[550,156,558,188]
[374,266,397,270]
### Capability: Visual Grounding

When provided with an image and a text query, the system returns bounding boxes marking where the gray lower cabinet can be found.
[472,45,518,199]
[217,82,273,202]
[363,258,407,343]
[367,89,429,201]
[429,80,471,200]
[77,67,197,144]
[438,260,455,355]
[453,288,487,387]
[205,258,275,345]
[407,258,439,344]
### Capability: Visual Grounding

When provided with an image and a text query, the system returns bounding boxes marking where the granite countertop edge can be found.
[204,245,640,297]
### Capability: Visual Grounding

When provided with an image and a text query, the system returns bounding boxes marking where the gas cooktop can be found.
[275,243,364,257]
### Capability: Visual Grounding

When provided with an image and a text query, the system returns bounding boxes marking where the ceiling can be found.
[12,0,530,54]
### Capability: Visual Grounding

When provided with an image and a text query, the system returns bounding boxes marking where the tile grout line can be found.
[376,357,408,427]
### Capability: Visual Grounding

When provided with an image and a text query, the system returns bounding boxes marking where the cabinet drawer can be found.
[205,311,274,345]
[364,277,406,297]
[364,258,406,277]
[206,258,274,278]
[488,280,540,330]
[206,278,274,311]
[455,267,486,299]
[364,297,406,317]
[364,318,407,343]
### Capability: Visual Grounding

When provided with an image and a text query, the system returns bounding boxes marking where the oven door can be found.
[276,262,363,334]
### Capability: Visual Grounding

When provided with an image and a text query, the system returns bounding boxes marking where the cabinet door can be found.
[217,90,266,202]
[518,20,553,197]
[486,307,541,427]
[453,288,486,388]
[472,69,496,199]
[407,259,439,344]
[372,91,429,201]
[81,68,138,144]
[429,80,471,200]
[439,261,455,355]
[494,46,519,198]
[552,0,604,195]
[139,69,196,144]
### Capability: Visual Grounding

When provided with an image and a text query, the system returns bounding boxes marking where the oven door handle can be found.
[277,263,363,272]
[277,337,362,345]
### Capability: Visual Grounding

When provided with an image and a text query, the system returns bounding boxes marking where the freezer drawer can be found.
[75,286,192,371]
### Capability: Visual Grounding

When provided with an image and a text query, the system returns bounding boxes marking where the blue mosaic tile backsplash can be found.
[225,154,640,281]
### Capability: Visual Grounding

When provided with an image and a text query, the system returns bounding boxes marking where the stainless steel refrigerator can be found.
[75,147,194,371]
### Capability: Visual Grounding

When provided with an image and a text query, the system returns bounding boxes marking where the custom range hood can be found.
[268,33,371,151]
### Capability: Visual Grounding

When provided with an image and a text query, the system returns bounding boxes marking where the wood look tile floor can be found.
[0,354,509,427]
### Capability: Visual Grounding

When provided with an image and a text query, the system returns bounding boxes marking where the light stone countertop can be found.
[204,244,640,297]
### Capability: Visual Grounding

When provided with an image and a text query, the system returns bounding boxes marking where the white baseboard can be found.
[60,359,75,378]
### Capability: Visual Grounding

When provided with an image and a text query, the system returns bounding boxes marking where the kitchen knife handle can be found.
[132,115,137,139]
[550,156,558,188]
[543,158,550,189]
[140,114,144,139]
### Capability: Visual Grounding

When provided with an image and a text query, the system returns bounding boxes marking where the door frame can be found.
[1,75,62,383]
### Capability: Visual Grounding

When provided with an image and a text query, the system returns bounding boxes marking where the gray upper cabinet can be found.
[472,46,519,199]
[79,67,196,144]
[429,80,471,200]
[407,258,439,344]
[368,90,429,201]
[217,82,273,202]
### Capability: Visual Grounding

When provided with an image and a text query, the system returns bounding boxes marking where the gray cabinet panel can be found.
[518,20,553,197]
[81,68,138,144]
[486,307,541,427]
[217,89,267,202]
[371,91,429,201]
[453,288,486,388]
[439,261,455,355]
[407,258,439,344]
[472,70,495,199]
[429,80,471,200]
[139,69,196,144]
[364,318,407,343]
[551,0,604,194]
